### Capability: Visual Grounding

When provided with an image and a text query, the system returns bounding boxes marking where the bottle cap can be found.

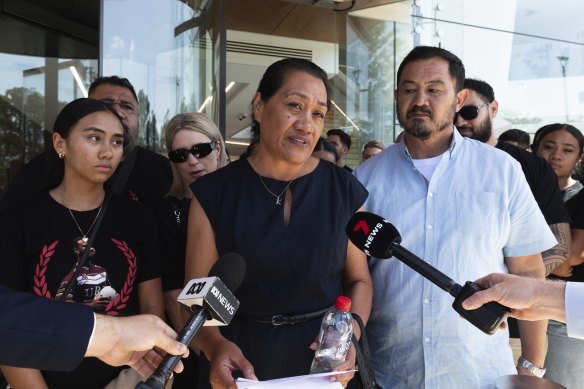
[335,296,351,312]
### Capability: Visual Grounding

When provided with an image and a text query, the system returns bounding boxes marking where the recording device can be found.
[346,212,509,335]
[136,252,246,389]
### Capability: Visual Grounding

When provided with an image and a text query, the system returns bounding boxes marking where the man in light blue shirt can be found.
[354,46,556,388]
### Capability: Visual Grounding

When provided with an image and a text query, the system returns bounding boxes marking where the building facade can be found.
[1,0,583,194]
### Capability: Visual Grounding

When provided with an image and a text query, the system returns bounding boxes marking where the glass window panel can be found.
[409,0,584,135]
[102,0,219,153]
[0,53,97,196]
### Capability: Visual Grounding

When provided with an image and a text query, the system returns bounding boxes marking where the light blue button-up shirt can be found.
[354,130,556,389]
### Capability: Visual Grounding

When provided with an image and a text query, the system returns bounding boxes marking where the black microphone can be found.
[346,212,509,335]
[136,252,246,389]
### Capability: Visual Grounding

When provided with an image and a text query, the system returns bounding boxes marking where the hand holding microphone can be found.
[346,212,509,335]
[136,252,246,389]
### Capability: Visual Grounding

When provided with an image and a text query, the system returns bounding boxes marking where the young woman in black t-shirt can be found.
[533,123,584,389]
[0,98,164,389]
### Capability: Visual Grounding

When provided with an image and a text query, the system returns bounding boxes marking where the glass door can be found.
[101,0,225,152]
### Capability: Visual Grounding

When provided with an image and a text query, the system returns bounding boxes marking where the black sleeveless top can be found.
[191,158,367,382]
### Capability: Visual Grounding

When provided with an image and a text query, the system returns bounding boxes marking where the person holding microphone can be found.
[0,285,187,375]
[462,273,584,340]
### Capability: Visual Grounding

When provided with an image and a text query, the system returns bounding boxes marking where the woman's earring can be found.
[58,152,64,159]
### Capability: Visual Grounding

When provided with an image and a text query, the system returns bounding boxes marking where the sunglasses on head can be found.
[457,102,489,121]
[168,141,217,163]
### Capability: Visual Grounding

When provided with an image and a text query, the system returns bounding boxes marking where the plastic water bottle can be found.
[310,296,354,373]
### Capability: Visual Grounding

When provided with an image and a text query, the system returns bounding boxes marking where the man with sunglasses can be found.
[354,46,556,388]
[0,76,172,210]
[456,78,571,384]
[456,78,570,276]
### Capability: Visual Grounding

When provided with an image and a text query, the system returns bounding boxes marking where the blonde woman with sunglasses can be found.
[155,112,228,388]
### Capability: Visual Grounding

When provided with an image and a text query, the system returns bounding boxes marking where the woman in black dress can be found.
[186,58,372,388]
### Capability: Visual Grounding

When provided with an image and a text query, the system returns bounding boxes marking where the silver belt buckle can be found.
[271,315,285,325]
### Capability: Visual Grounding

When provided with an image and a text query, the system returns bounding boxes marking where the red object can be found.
[353,220,370,235]
[335,296,351,312]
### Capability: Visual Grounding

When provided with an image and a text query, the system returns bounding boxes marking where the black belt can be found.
[238,306,333,326]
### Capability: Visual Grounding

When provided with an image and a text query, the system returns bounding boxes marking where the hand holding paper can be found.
[206,337,257,388]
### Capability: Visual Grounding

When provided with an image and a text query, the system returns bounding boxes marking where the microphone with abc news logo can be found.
[136,252,245,389]
[346,212,509,335]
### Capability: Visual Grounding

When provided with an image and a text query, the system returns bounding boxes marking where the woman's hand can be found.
[308,339,357,388]
[207,338,257,389]
[330,342,357,388]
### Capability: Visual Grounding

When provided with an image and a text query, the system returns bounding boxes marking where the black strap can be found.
[111,146,139,196]
[238,306,332,326]
[351,312,379,389]
[57,191,111,302]
[57,147,138,302]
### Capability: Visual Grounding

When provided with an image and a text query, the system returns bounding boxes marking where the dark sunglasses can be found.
[458,102,489,121]
[168,141,217,163]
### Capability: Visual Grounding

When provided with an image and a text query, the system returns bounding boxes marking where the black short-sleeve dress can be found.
[190,158,367,385]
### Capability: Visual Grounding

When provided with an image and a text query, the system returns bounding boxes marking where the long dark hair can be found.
[532,123,584,180]
[0,99,123,211]
[44,99,123,192]
[531,123,584,154]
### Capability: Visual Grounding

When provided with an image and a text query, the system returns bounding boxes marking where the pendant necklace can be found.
[68,204,103,244]
[257,173,296,206]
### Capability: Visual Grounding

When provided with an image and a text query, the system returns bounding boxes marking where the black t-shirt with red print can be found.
[0,191,162,389]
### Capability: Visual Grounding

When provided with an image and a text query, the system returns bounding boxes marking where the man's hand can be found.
[551,261,573,278]
[462,273,566,323]
[86,314,189,378]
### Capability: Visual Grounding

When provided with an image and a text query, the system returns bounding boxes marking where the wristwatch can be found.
[517,356,546,378]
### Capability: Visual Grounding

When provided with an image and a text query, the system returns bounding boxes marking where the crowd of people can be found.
[1,45,583,389]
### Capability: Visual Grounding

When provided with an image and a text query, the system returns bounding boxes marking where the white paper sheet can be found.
[235,370,356,389]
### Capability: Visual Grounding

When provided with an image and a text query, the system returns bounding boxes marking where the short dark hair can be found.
[313,137,338,161]
[327,128,352,150]
[463,78,495,103]
[498,129,530,149]
[531,123,584,153]
[250,58,331,142]
[397,46,465,92]
[88,76,138,103]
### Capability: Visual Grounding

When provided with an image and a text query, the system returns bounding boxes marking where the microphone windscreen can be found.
[346,212,401,258]
[209,252,246,292]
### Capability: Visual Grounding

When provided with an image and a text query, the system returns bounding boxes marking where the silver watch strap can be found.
[518,356,546,378]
